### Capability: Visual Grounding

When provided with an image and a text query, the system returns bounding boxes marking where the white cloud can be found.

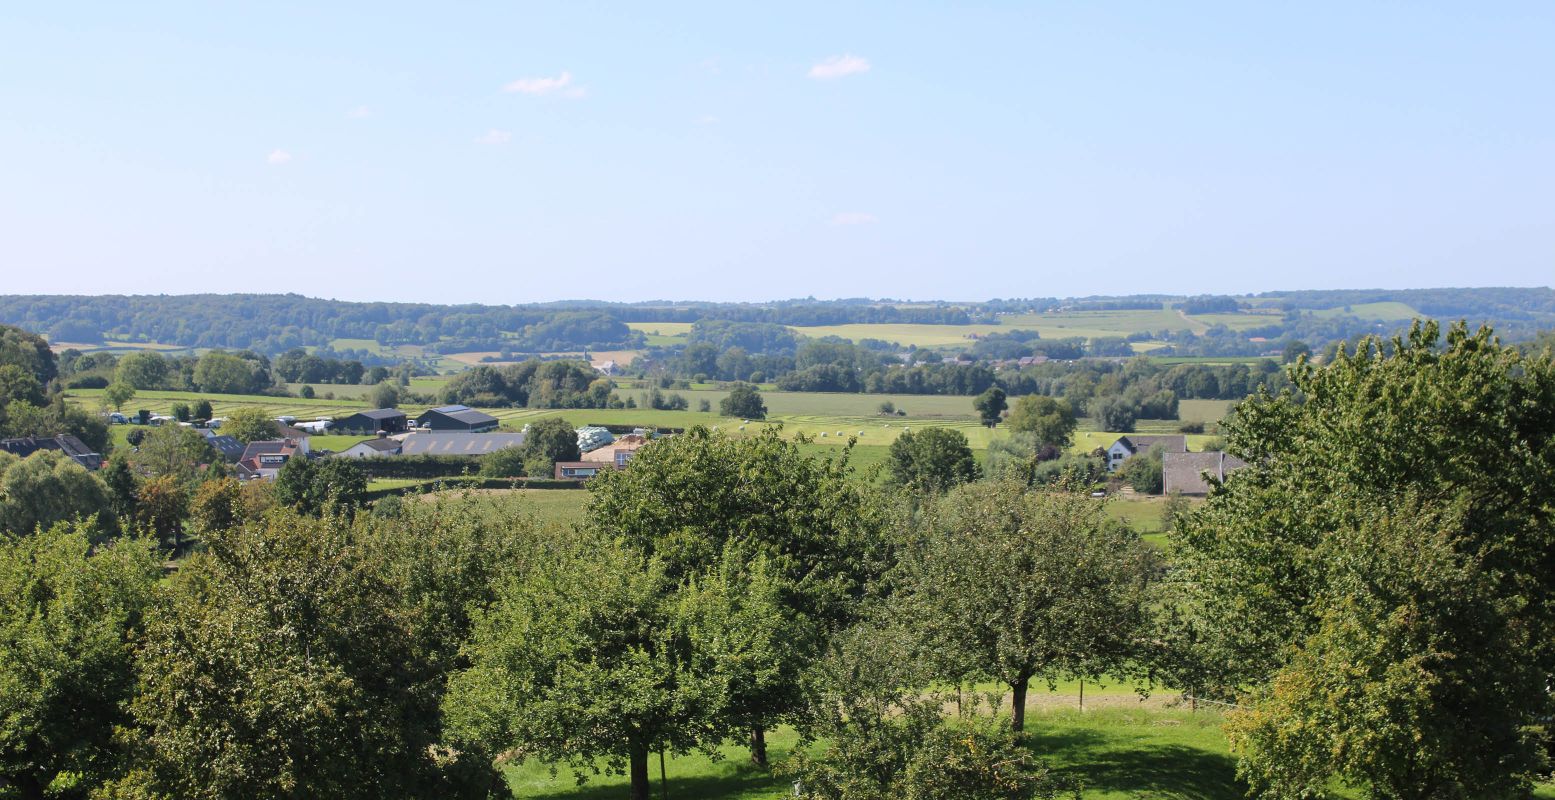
[503,71,585,97]
[475,129,512,145]
[266,149,292,165]
[830,211,878,226]
[808,54,870,80]
[347,105,371,119]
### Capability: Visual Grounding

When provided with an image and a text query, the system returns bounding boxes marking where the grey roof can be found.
[239,440,292,462]
[399,432,526,456]
[1163,451,1248,495]
[206,435,245,462]
[1115,434,1187,455]
[352,437,403,452]
[0,435,102,470]
[355,408,406,420]
[419,405,499,426]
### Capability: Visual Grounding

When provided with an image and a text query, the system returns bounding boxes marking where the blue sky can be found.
[1,2,1551,304]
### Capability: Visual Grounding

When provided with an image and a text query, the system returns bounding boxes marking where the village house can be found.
[236,438,309,480]
[1163,451,1248,495]
[1105,434,1187,472]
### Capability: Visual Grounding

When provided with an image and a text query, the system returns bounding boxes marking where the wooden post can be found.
[1079,679,1085,712]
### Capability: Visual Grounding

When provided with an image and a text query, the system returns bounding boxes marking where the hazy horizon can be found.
[3,3,1552,304]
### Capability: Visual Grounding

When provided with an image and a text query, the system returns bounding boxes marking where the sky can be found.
[1,2,1551,305]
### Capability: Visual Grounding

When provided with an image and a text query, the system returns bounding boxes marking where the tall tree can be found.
[972,386,1007,427]
[886,427,979,495]
[0,523,159,800]
[520,417,580,476]
[0,451,116,538]
[222,406,278,444]
[113,507,518,799]
[897,481,1156,731]
[719,382,767,420]
[273,457,366,516]
[444,533,722,800]
[1004,395,1077,449]
[588,427,890,760]
[1172,322,1555,797]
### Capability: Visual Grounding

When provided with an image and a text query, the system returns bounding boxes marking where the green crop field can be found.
[326,337,390,353]
[1310,301,1422,321]
[777,308,1275,350]
[69,388,375,420]
[625,321,694,337]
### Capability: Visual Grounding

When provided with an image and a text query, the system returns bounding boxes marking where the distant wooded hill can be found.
[0,288,1549,356]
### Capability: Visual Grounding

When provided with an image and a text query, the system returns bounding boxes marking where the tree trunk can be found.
[1011,674,1030,732]
[749,725,769,767]
[629,745,651,800]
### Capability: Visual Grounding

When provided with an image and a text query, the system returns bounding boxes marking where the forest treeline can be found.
[3,288,1551,356]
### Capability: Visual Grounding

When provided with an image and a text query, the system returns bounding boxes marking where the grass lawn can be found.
[308,434,370,452]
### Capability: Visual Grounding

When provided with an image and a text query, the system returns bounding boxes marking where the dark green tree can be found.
[1096,396,1136,433]
[273,457,366,515]
[1004,395,1077,449]
[113,507,517,799]
[886,427,979,494]
[1172,322,1555,798]
[445,533,722,800]
[719,382,767,420]
[897,481,1156,731]
[519,417,579,476]
[588,427,890,762]
[0,523,159,799]
[973,387,1007,427]
[0,451,117,538]
[223,406,278,444]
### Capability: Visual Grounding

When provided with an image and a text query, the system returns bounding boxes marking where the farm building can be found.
[201,431,245,463]
[416,405,499,432]
[1163,451,1248,495]
[335,436,404,459]
[0,434,103,470]
[1106,434,1187,472]
[554,461,607,480]
[399,431,525,457]
[334,408,408,435]
[580,433,649,468]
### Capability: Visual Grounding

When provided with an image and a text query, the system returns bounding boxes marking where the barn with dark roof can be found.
[415,405,499,432]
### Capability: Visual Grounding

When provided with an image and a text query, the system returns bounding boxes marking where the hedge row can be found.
[354,455,479,479]
[362,476,586,503]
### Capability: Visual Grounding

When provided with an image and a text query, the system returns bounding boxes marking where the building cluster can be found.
[1105,433,1247,495]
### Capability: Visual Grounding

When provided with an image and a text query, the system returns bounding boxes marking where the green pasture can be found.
[1177,399,1235,425]
[1310,301,1421,321]
[69,388,374,420]
[777,308,1273,350]
[326,337,390,354]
